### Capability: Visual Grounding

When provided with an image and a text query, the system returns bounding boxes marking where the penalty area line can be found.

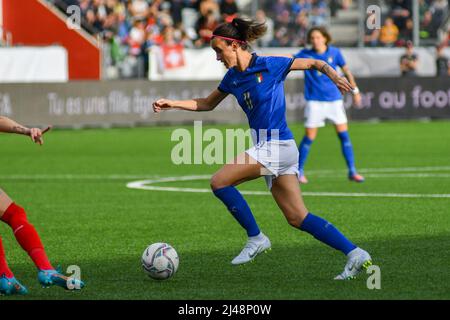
[126,176,450,199]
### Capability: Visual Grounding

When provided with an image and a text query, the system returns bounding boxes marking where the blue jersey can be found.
[294,46,346,101]
[218,54,294,142]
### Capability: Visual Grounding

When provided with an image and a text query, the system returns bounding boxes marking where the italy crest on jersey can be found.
[256,72,263,83]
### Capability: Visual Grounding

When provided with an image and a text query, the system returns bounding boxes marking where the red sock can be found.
[0,236,14,278]
[1,203,53,271]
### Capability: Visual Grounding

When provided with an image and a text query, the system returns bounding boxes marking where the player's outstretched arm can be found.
[291,58,354,94]
[153,89,228,113]
[0,116,51,145]
[341,65,362,106]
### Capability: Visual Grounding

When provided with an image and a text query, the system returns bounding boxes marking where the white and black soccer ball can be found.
[142,243,179,280]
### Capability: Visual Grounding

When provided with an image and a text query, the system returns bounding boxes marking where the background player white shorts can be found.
[246,139,299,190]
[304,100,348,128]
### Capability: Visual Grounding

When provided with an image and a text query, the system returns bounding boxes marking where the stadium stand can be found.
[39,0,449,79]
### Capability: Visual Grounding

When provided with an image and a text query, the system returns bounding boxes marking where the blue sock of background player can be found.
[298,136,314,176]
[337,131,357,176]
[300,132,360,179]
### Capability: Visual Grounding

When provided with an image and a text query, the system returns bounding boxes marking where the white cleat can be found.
[334,247,372,280]
[231,233,271,265]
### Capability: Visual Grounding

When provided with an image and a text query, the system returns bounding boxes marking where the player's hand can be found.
[336,77,354,94]
[29,126,51,145]
[353,93,362,108]
[153,99,174,113]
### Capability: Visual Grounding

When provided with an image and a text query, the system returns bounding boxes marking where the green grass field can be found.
[0,120,449,300]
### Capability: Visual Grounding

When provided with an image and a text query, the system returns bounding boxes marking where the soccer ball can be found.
[142,243,179,280]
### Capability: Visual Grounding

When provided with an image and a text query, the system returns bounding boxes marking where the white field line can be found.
[316,173,450,178]
[0,174,162,180]
[357,166,450,173]
[125,176,450,199]
[299,166,450,175]
[1,173,450,180]
[1,165,450,180]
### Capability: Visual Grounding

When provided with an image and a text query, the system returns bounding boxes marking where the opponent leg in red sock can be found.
[0,236,14,278]
[1,203,53,271]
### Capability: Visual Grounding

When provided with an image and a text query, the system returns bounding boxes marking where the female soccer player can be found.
[294,27,365,184]
[153,18,372,280]
[0,116,84,295]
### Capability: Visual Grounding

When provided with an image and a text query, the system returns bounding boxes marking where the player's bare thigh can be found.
[210,152,264,190]
[0,188,13,218]
[271,175,309,227]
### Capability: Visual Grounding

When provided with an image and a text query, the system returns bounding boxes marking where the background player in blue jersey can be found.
[294,27,365,184]
[153,18,372,279]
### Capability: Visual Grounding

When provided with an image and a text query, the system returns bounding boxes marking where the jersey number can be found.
[243,92,254,110]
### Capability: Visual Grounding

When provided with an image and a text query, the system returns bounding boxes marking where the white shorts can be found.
[304,100,348,128]
[245,139,299,190]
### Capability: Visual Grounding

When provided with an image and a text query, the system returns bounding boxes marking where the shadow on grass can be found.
[2,234,449,300]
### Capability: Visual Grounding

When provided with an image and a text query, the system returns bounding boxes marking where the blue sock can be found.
[299,213,357,255]
[338,131,357,176]
[298,136,313,175]
[213,186,260,237]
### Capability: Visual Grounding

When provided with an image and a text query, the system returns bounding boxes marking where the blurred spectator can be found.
[170,0,184,25]
[390,0,412,31]
[418,0,448,41]
[379,17,399,47]
[128,19,146,56]
[199,0,219,17]
[220,0,239,23]
[420,9,434,39]
[270,26,291,47]
[273,0,289,17]
[195,9,219,47]
[427,0,448,38]
[398,18,414,45]
[291,12,309,47]
[435,44,450,76]
[275,9,292,30]
[400,41,419,77]
[178,27,195,48]
[79,0,91,15]
[117,11,130,41]
[309,0,328,27]
[329,0,340,17]
[328,0,352,17]
[255,9,274,47]
[129,0,149,20]
[292,0,312,16]
[341,0,353,10]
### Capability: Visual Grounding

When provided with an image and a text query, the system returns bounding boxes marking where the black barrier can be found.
[0,77,448,127]
[349,77,450,120]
